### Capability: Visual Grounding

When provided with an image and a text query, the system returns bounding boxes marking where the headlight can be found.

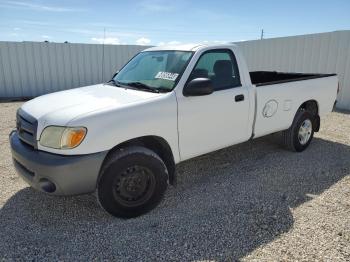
[40,126,87,149]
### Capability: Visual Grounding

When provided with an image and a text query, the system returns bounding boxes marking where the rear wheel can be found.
[282,110,315,152]
[97,146,168,218]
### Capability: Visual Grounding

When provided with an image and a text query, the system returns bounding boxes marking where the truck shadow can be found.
[0,137,349,260]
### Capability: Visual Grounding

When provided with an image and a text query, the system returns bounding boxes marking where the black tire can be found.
[97,146,168,218]
[282,110,315,152]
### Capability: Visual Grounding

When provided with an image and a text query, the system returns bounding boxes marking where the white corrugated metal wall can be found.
[0,42,150,99]
[236,30,350,110]
[1,33,350,110]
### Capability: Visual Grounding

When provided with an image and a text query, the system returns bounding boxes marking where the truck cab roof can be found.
[143,43,237,52]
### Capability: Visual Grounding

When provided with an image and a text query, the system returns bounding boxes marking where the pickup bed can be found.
[250,71,336,86]
[10,43,338,218]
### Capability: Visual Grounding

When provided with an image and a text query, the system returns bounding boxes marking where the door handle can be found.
[235,94,244,102]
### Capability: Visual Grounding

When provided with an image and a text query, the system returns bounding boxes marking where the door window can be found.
[188,49,241,91]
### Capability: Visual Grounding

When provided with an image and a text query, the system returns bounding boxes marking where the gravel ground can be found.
[0,102,349,261]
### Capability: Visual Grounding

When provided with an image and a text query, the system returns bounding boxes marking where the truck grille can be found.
[16,109,38,148]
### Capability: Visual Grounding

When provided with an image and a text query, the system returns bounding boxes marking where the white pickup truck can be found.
[10,44,338,218]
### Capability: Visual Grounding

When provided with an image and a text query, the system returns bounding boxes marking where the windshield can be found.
[113,51,193,92]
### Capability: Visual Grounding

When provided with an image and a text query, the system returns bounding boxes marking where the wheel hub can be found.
[298,119,312,145]
[113,165,155,206]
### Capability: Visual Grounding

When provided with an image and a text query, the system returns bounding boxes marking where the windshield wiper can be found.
[106,79,122,87]
[121,82,160,93]
[154,87,171,93]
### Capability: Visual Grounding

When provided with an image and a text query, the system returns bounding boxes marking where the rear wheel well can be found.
[299,100,318,116]
[103,136,176,185]
[298,100,320,131]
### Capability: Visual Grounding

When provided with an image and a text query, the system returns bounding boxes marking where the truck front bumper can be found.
[10,131,108,196]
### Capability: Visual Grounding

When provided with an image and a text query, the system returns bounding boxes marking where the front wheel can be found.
[97,146,168,218]
[282,110,315,152]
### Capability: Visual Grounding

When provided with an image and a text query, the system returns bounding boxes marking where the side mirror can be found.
[183,78,214,97]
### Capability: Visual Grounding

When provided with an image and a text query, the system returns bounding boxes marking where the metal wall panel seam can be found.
[5,43,16,97]
[0,44,7,96]
[342,38,350,108]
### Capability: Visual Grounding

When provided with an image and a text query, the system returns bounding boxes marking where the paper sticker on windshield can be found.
[155,72,179,81]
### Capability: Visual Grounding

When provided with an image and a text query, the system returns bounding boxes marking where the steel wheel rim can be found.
[298,119,312,145]
[113,165,156,207]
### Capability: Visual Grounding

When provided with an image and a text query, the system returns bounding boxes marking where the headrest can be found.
[213,60,233,76]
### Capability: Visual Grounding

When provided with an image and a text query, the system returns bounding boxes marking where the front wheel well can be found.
[103,136,176,185]
[298,100,320,132]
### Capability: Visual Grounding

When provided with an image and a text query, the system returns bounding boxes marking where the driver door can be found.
[177,49,251,161]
